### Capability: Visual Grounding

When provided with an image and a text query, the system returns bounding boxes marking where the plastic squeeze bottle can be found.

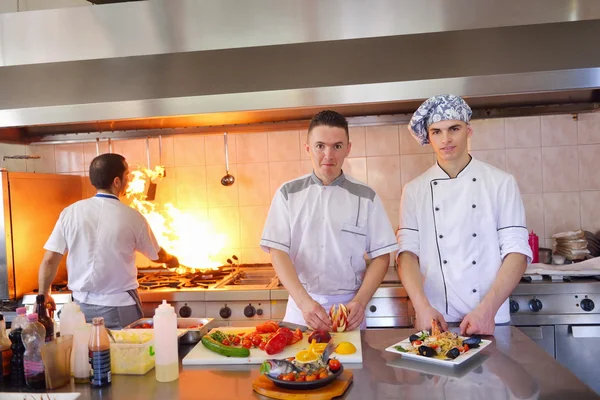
[0,314,12,384]
[59,301,86,375]
[153,300,179,382]
[22,313,46,389]
[89,317,111,387]
[73,323,91,383]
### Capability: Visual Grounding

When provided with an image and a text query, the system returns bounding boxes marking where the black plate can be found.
[265,365,344,390]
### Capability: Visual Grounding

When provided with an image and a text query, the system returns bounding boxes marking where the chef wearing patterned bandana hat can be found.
[397,94,533,335]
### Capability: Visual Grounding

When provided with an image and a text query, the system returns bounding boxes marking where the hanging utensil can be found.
[221,132,235,186]
[145,137,158,201]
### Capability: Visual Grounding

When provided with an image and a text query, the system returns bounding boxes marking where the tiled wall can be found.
[10,111,600,264]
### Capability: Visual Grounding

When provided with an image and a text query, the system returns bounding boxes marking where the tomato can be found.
[264,332,288,355]
[290,328,303,345]
[429,343,439,349]
[328,359,341,372]
[242,340,252,349]
[232,336,241,345]
[463,344,470,352]
[282,373,295,381]
[305,374,317,382]
[295,374,306,382]
[256,320,279,333]
[251,335,263,346]
[222,339,231,346]
[318,370,329,380]
[276,327,294,345]
[412,340,423,346]
[258,341,267,351]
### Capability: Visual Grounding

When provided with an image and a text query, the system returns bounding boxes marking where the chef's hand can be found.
[460,305,495,335]
[45,293,56,319]
[345,301,365,331]
[414,306,448,332]
[164,255,179,270]
[301,300,332,331]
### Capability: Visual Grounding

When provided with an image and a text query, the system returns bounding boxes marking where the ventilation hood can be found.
[1,0,600,143]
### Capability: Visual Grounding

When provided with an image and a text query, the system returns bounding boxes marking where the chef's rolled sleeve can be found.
[366,195,399,259]
[497,176,533,263]
[397,184,420,259]
[260,189,292,254]
[44,211,68,255]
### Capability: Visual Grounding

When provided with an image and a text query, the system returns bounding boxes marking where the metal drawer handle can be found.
[571,326,600,338]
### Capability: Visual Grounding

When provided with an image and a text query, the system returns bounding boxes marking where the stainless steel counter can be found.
[6,327,598,399]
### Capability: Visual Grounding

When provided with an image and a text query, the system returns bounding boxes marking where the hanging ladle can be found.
[221,132,235,186]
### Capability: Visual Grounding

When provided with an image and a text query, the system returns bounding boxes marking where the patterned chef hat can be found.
[408,94,472,145]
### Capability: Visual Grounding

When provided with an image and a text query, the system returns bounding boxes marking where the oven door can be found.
[555,325,600,394]
[516,326,555,357]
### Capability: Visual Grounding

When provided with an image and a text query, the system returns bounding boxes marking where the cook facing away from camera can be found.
[397,94,532,335]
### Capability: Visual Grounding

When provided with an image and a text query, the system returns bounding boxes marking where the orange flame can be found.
[126,166,226,272]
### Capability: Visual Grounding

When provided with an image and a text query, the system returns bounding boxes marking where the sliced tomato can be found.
[255,320,279,333]
[412,340,423,346]
[463,344,470,352]
[429,343,439,349]
[290,328,303,345]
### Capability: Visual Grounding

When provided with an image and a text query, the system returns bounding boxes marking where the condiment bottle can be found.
[9,327,25,387]
[0,314,12,384]
[22,313,46,389]
[59,301,86,375]
[73,323,91,383]
[89,317,111,387]
[153,300,179,382]
[35,294,55,342]
[529,231,539,263]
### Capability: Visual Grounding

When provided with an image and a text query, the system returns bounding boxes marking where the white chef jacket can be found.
[397,157,532,324]
[44,193,160,306]
[261,171,399,296]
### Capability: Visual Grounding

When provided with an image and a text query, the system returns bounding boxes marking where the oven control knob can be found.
[219,305,232,319]
[509,300,519,314]
[528,298,543,312]
[179,303,192,318]
[581,299,595,312]
[244,304,256,318]
[256,308,264,316]
[369,305,377,313]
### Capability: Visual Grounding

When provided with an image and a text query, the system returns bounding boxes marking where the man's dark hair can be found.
[308,110,349,140]
[89,153,127,190]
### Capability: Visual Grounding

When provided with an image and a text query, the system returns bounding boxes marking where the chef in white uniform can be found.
[397,95,532,335]
[261,110,399,331]
[38,153,179,329]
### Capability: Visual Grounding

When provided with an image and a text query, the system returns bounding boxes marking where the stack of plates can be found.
[552,230,590,261]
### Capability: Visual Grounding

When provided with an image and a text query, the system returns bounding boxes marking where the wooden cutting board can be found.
[182,327,362,365]
[252,370,353,400]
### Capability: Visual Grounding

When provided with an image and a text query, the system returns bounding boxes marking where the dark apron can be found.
[126,289,144,319]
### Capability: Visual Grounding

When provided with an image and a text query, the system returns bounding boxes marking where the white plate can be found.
[385,334,491,367]
[0,394,81,400]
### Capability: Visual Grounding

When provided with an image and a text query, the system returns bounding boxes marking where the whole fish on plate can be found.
[260,359,300,378]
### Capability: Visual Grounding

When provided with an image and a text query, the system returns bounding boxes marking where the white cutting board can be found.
[182,326,363,365]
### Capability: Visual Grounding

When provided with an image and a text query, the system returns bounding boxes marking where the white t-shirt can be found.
[397,157,532,323]
[44,193,160,306]
[260,172,399,296]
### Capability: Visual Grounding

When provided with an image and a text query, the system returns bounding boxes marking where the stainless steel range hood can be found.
[1,0,600,143]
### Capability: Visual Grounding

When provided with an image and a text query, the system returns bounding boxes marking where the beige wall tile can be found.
[400,124,433,155]
[26,145,55,173]
[382,199,401,231]
[578,113,600,145]
[83,141,109,168]
[543,192,581,238]
[521,194,544,237]
[204,133,237,166]
[541,114,578,146]
[348,126,366,157]
[470,150,506,171]
[54,143,85,173]
[236,133,268,163]
[542,146,579,192]
[237,163,271,206]
[469,118,505,150]
[506,148,542,193]
[173,135,205,167]
[241,248,271,264]
[174,166,207,209]
[113,139,147,169]
[505,116,541,148]
[149,136,175,168]
[269,161,302,197]
[239,206,269,248]
[579,145,600,190]
[366,156,401,200]
[206,164,239,207]
[580,191,600,233]
[343,157,367,183]
[268,130,300,162]
[400,154,435,186]
[153,172,177,206]
[366,125,399,156]
[208,207,240,249]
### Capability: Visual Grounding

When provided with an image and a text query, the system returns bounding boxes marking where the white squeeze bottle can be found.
[59,301,85,376]
[153,300,179,382]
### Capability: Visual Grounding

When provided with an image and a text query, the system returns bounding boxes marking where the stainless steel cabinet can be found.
[516,326,555,357]
[556,325,600,395]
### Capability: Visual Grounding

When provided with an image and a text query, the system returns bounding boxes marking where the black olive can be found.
[418,345,436,357]
[446,348,460,359]
[409,334,420,342]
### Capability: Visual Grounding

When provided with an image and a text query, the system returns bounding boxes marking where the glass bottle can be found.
[0,314,12,384]
[35,294,55,342]
[89,317,111,387]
